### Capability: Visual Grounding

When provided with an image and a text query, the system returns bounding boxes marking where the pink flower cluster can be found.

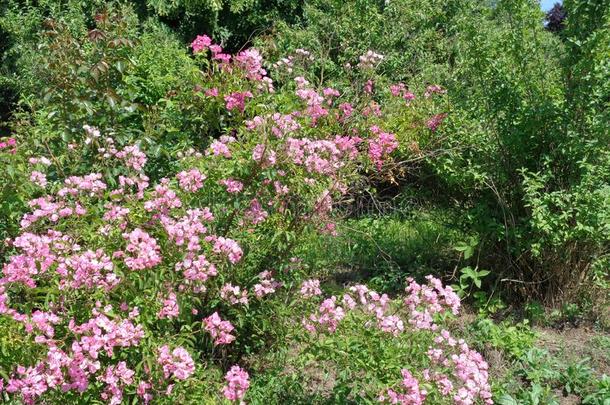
[426,330,493,404]
[253,271,282,298]
[157,345,195,380]
[220,283,249,305]
[176,169,206,192]
[243,198,268,225]
[234,48,267,81]
[175,253,218,284]
[426,113,448,132]
[223,365,250,402]
[368,126,399,170]
[57,249,120,291]
[358,50,384,69]
[225,91,253,113]
[252,143,277,167]
[295,79,329,124]
[30,171,47,187]
[115,144,147,171]
[3,304,144,404]
[424,85,446,98]
[210,139,232,158]
[58,173,107,197]
[2,231,73,289]
[162,208,212,251]
[404,276,461,331]
[144,180,182,214]
[191,34,212,53]
[246,112,301,138]
[122,228,162,270]
[389,83,416,103]
[157,292,180,319]
[18,196,86,229]
[300,279,322,298]
[219,178,244,193]
[303,296,345,333]
[98,362,135,405]
[285,137,347,175]
[379,369,427,405]
[212,236,243,264]
[204,312,236,345]
[0,137,16,153]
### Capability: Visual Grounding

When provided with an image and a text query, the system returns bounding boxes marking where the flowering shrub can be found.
[0,28,493,403]
[248,277,492,404]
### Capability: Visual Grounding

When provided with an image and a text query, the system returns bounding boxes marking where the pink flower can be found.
[57,249,119,291]
[424,84,446,98]
[378,315,404,336]
[136,381,153,403]
[426,113,447,132]
[390,83,406,97]
[224,91,253,113]
[403,91,416,102]
[252,144,276,167]
[157,293,179,319]
[176,169,206,192]
[212,237,243,264]
[191,35,212,53]
[204,312,235,345]
[300,279,322,298]
[210,140,232,158]
[338,102,354,121]
[234,48,267,81]
[219,178,243,194]
[157,345,195,380]
[244,199,268,225]
[222,365,249,402]
[30,171,47,188]
[98,362,135,405]
[162,208,211,251]
[205,87,219,97]
[0,137,17,153]
[144,180,182,214]
[404,276,461,330]
[303,296,345,333]
[209,44,223,54]
[175,253,217,282]
[358,50,384,69]
[122,229,162,270]
[368,127,399,170]
[379,369,427,404]
[253,271,282,298]
[220,284,249,305]
[115,145,147,172]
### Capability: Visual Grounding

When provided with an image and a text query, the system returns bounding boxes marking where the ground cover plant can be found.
[0,0,608,404]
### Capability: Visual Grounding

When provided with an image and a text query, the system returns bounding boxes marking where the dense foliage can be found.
[0,0,608,403]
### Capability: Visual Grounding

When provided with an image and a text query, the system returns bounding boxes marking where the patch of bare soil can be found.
[536,325,610,377]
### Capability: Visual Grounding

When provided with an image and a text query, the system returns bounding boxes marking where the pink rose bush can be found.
[0,34,481,404]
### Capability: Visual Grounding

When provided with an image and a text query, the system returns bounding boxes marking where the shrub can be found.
[0,23,497,402]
